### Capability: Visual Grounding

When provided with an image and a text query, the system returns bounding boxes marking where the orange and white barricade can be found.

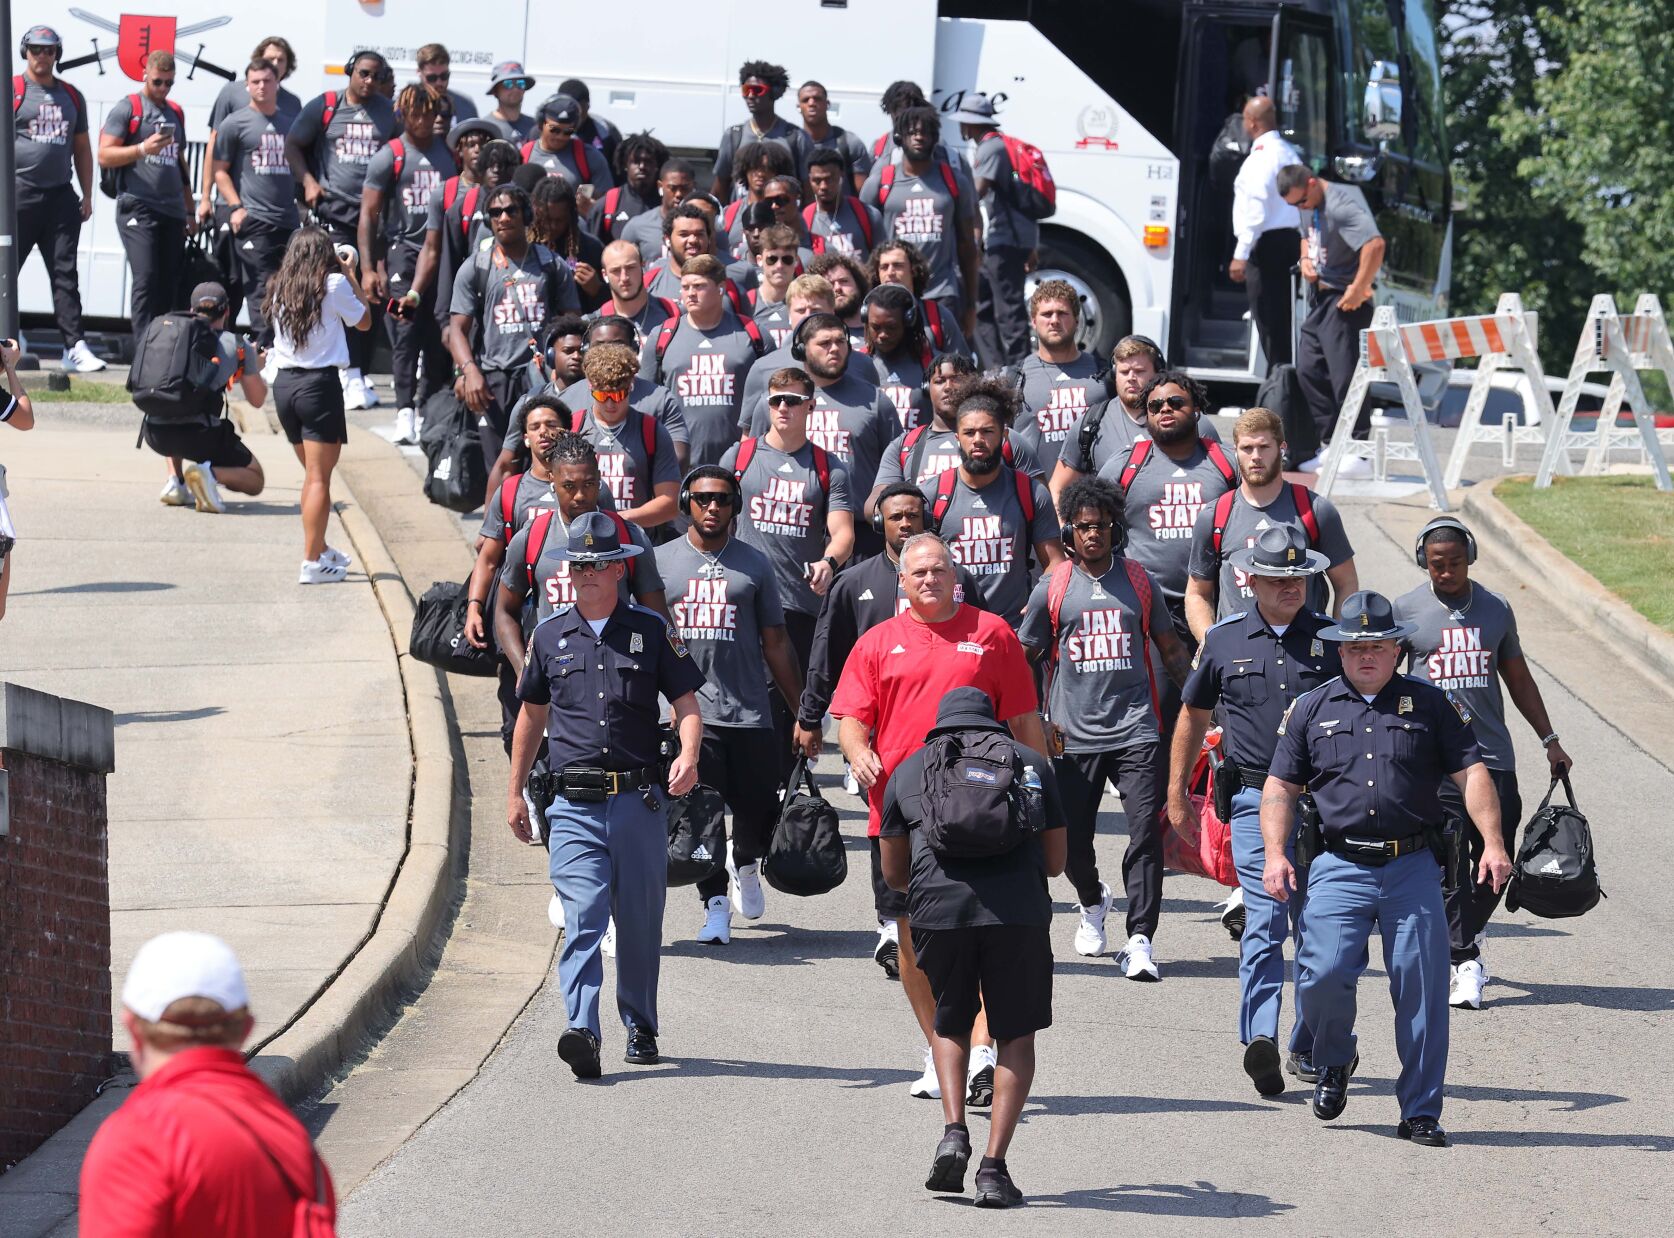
[1437,294,1558,488]
[1534,294,1673,490]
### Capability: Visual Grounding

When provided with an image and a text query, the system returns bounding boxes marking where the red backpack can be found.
[523,508,636,591]
[441,178,482,240]
[12,74,83,119]
[1116,438,1236,492]
[1207,485,1320,560]
[1044,557,1159,718]
[652,311,766,384]
[992,132,1057,220]
[922,299,949,352]
[733,435,832,500]
[598,186,623,238]
[929,466,1035,531]
[877,161,960,207]
[521,137,590,181]
[803,198,875,255]
[387,137,406,181]
[899,424,1013,479]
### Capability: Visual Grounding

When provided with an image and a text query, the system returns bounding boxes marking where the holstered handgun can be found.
[1211,750,1236,824]
[1427,824,1460,892]
[1295,794,1323,875]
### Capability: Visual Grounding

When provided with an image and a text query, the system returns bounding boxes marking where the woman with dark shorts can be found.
[263,229,372,583]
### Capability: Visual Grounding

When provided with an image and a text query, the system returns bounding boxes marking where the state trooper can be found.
[1171,525,1342,1097]
[1261,591,1511,1147]
[507,512,705,1081]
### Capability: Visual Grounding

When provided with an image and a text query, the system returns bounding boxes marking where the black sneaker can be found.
[557,1026,602,1080]
[1242,1036,1285,1097]
[624,1026,659,1065]
[973,1164,1023,1208]
[924,1129,970,1193]
[1286,1050,1319,1084]
[966,1064,994,1108]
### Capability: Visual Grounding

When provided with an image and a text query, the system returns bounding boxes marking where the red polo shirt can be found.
[830,602,1037,835]
[80,1047,335,1237]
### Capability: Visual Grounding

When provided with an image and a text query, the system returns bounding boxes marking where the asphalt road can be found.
[331,486,1674,1236]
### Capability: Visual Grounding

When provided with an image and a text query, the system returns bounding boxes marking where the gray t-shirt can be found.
[805,197,884,259]
[568,410,681,515]
[870,348,931,429]
[1188,486,1353,620]
[918,469,1057,624]
[213,107,299,228]
[101,95,187,216]
[1059,400,1222,476]
[1393,583,1523,770]
[450,244,581,370]
[14,78,88,196]
[971,132,1039,252]
[501,510,664,620]
[522,138,613,194]
[1013,352,1113,475]
[712,117,813,190]
[1308,182,1382,292]
[874,425,1044,490]
[657,536,786,729]
[478,470,559,543]
[740,345,878,437]
[1099,440,1237,624]
[552,377,688,446]
[287,91,399,227]
[364,138,456,251]
[638,312,762,467]
[493,113,538,143]
[805,374,902,512]
[720,438,852,616]
[752,296,796,348]
[859,159,978,302]
[208,78,301,129]
[1019,560,1170,750]
[808,125,873,180]
[622,207,669,264]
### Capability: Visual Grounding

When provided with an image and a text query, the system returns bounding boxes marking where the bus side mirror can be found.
[1333,154,1380,183]
[1363,61,1402,143]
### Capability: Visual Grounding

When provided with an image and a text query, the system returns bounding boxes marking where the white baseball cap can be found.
[121,932,249,1021]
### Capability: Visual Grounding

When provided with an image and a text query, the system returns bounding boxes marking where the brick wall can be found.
[0,684,116,1170]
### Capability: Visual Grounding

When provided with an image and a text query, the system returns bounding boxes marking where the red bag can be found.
[1160,729,1236,887]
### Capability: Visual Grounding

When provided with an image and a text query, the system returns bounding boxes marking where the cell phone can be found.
[386,297,410,319]
[157,122,176,140]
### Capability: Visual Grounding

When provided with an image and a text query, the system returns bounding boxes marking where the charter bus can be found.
[19,0,1450,385]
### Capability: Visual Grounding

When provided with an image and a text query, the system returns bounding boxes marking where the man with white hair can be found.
[80,932,336,1233]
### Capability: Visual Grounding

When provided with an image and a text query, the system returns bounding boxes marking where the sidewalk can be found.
[0,411,411,1228]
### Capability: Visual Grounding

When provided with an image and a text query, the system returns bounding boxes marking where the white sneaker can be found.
[1115,933,1161,982]
[601,917,617,958]
[1219,886,1247,940]
[362,375,382,407]
[320,545,352,570]
[843,764,860,796]
[1450,958,1487,1010]
[873,920,900,979]
[182,460,225,513]
[966,1042,997,1107]
[64,339,107,372]
[730,859,765,920]
[1073,881,1113,957]
[1296,453,1325,473]
[547,894,563,928]
[697,895,731,944]
[909,1046,941,1099]
[159,475,191,507]
[298,558,348,585]
[393,406,419,445]
[343,370,370,411]
[1337,455,1373,479]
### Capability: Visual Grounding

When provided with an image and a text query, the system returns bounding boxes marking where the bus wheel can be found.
[1028,233,1130,359]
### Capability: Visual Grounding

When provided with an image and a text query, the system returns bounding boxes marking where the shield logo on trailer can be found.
[118,15,177,83]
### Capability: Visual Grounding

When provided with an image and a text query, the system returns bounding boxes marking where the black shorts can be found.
[142,418,254,470]
[274,366,348,445]
[870,836,908,920]
[911,923,1053,1041]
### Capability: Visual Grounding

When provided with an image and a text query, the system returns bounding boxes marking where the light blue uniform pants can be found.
[1230,787,1312,1054]
[547,790,668,1038]
[1297,849,1451,1120]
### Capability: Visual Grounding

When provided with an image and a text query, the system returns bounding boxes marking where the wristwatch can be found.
[824,555,840,573]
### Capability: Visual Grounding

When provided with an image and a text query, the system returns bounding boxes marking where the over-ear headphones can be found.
[583,315,642,357]
[861,285,919,333]
[345,48,386,78]
[678,466,742,515]
[1059,514,1129,559]
[19,28,63,64]
[790,317,814,364]
[1414,516,1477,567]
[871,489,937,536]
[1116,333,1167,371]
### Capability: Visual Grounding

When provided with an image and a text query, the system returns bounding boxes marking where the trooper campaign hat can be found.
[544,510,644,565]
[1229,524,1330,579]
[1318,590,1418,643]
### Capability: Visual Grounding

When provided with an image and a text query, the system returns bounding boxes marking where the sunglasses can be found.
[741,82,770,99]
[763,196,792,207]
[150,77,175,88]
[1147,394,1191,414]
[423,70,451,84]
[486,205,521,219]
[762,253,797,266]
[590,386,630,401]
[569,561,613,575]
[26,46,55,56]
[1070,520,1113,534]
[502,79,532,91]
[767,393,810,409]
[689,492,736,508]
[352,67,377,80]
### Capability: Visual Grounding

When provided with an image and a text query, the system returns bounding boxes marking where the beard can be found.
[1149,416,1197,446]
[960,447,1001,475]
[806,353,845,382]
[834,291,862,319]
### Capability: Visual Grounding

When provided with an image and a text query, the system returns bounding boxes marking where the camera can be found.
[334,243,359,270]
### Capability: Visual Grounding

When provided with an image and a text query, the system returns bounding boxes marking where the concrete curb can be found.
[1462,477,1674,696]
[246,439,465,1106]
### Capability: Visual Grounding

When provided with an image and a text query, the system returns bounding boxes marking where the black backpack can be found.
[762,758,847,897]
[420,389,487,513]
[1256,364,1312,464]
[1505,772,1604,919]
[126,312,227,425]
[667,785,727,886]
[408,581,498,677]
[919,728,1033,859]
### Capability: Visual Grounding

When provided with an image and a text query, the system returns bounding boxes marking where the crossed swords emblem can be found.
[61,9,236,82]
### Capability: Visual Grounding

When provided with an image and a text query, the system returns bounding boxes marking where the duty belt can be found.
[1238,765,1271,789]
[557,764,660,803]
[1322,831,1433,866]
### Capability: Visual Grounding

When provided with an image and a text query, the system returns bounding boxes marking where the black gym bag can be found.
[409,581,498,677]
[420,389,487,513]
[762,757,847,896]
[1504,771,1604,919]
[667,784,728,886]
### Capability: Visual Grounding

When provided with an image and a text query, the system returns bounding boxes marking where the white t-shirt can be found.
[269,273,365,370]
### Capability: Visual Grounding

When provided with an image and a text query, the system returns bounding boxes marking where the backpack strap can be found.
[1001,437,1015,466]
[1045,560,1074,657]
[733,436,758,485]
[923,299,946,350]
[1292,482,1321,545]
[62,81,84,124]
[640,411,657,469]
[126,93,143,137]
[810,444,831,497]
[525,509,555,591]
[653,313,681,383]
[724,199,744,234]
[599,186,621,237]
[1012,467,1034,525]
[1205,439,1237,485]
[872,132,888,159]
[1076,400,1109,470]
[11,76,24,114]
[459,184,481,239]
[1209,488,1238,560]
[850,196,875,249]
[723,279,750,319]
[520,139,536,162]
[900,423,927,476]
[1117,439,1152,492]
[930,468,958,529]
[1122,557,1161,721]
[499,472,522,543]
[389,137,405,182]
[737,312,767,356]
[442,175,460,212]
[320,90,338,132]
[569,137,589,181]
[936,160,960,201]
[605,510,637,581]
[878,163,895,206]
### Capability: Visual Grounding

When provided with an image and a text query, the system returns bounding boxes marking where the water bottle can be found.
[1020,764,1045,832]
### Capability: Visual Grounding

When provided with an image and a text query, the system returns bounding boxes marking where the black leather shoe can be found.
[1286,1051,1319,1084]
[1397,1116,1449,1147]
[1243,1036,1285,1097]
[624,1026,659,1065]
[1311,1054,1358,1121]
[557,1026,602,1079]
[924,1129,970,1193]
